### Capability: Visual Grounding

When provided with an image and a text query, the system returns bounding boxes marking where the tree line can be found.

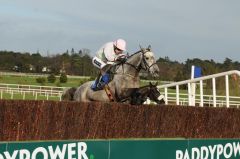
[0,50,240,82]
[0,49,98,77]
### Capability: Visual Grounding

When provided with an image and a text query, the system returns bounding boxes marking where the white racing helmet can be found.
[113,39,126,51]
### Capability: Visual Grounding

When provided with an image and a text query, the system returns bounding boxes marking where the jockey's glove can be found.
[116,57,127,63]
[116,54,127,62]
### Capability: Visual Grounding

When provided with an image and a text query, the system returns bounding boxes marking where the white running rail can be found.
[0,83,66,100]
[157,70,240,107]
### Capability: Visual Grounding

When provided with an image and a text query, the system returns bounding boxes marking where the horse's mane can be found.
[127,48,151,58]
[112,48,153,74]
[139,84,152,89]
[127,50,141,58]
[113,50,142,68]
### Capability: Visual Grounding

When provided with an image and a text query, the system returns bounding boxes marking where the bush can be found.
[36,77,46,85]
[47,74,56,83]
[60,73,67,83]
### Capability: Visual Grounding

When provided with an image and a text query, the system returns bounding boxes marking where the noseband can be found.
[141,51,158,72]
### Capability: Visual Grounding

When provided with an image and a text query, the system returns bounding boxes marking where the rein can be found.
[123,49,158,73]
[109,50,158,79]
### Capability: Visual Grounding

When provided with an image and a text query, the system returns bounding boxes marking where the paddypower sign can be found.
[0,139,240,159]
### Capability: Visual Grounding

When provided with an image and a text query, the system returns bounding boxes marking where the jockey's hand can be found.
[115,54,127,63]
[116,57,127,63]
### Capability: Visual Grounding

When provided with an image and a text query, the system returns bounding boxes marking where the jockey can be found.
[91,38,127,90]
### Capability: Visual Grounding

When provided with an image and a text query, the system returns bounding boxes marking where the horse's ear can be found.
[147,45,151,51]
[139,45,145,52]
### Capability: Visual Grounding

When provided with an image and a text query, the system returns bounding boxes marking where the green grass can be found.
[1,92,60,101]
[0,75,90,87]
[0,74,91,101]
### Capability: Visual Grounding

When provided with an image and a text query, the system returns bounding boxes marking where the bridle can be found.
[148,86,161,101]
[122,49,158,73]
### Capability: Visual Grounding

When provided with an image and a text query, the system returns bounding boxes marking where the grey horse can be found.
[63,46,160,103]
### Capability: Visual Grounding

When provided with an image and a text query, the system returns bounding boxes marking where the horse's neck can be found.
[116,53,142,77]
[111,53,142,100]
[138,86,150,96]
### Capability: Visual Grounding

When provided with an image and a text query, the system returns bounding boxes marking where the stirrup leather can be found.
[103,85,115,102]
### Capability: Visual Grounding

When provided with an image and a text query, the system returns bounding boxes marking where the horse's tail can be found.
[61,87,77,101]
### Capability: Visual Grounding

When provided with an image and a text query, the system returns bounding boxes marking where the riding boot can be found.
[91,71,110,90]
[91,72,102,91]
[96,80,105,89]
[96,72,101,83]
[96,72,104,89]
[97,72,111,89]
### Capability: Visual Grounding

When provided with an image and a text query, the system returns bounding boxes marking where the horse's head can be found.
[148,82,165,104]
[139,45,160,77]
[116,46,159,78]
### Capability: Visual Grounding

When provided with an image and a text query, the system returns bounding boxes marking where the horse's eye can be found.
[146,57,149,60]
